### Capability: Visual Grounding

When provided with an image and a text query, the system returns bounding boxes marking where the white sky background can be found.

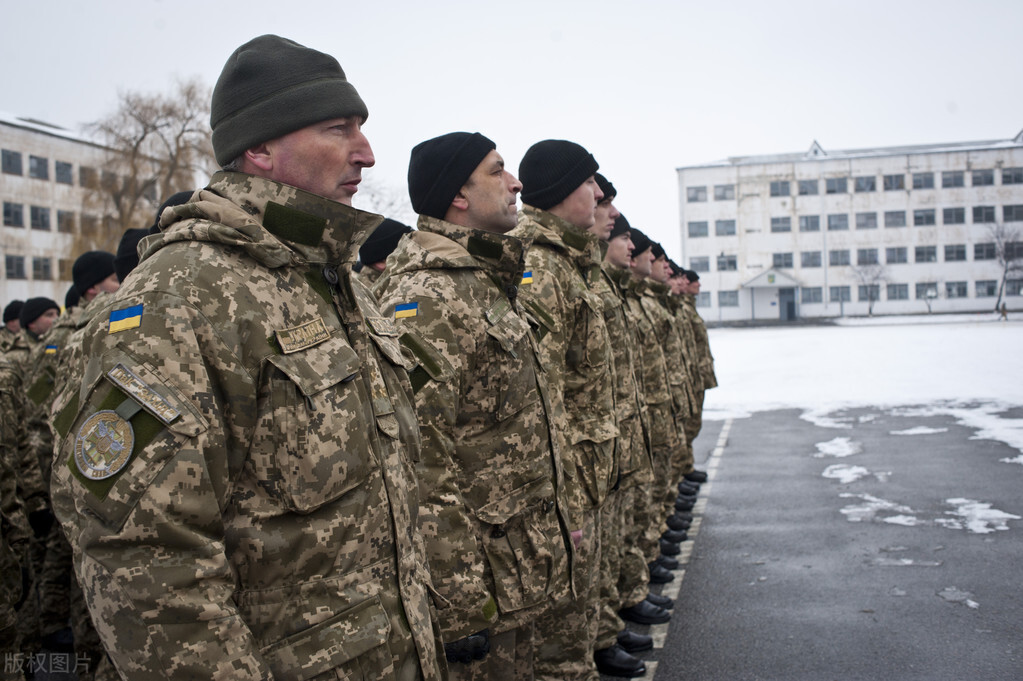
[704,315,1023,456]
[3,0,1022,258]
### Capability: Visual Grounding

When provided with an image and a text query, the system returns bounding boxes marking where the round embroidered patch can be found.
[74,411,135,480]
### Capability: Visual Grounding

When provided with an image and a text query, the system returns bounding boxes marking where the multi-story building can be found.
[1,112,112,305]
[677,130,1023,321]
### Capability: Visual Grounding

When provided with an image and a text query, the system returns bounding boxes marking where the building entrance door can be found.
[779,288,797,320]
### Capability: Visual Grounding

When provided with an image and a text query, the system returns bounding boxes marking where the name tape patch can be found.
[106,364,180,425]
[275,317,332,354]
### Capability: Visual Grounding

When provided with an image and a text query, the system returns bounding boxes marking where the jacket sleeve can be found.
[50,293,274,680]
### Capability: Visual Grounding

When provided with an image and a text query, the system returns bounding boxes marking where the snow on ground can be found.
[702,316,1023,455]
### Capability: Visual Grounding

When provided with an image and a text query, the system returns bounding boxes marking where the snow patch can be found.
[937,498,1020,534]
[822,464,870,484]
[839,493,914,523]
[890,426,949,435]
[814,437,862,458]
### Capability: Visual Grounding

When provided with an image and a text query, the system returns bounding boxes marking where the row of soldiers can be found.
[0,34,715,681]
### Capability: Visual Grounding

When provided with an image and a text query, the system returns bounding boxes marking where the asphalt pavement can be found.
[605,407,1023,681]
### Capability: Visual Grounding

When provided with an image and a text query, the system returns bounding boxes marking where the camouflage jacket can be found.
[510,206,617,513]
[48,172,443,681]
[1,372,31,629]
[357,266,383,289]
[0,328,18,354]
[667,293,704,394]
[0,346,48,517]
[641,282,695,421]
[624,280,675,448]
[684,296,718,390]
[375,216,571,639]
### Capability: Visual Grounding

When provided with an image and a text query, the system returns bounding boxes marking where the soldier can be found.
[356,217,412,287]
[1,302,22,353]
[669,264,709,486]
[679,269,717,485]
[49,34,443,680]
[376,132,571,680]
[510,139,618,681]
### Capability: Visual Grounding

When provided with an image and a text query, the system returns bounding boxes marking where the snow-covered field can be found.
[703,313,1023,458]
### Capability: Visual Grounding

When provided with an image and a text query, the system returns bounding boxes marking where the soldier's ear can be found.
[450,189,470,212]
[242,143,274,173]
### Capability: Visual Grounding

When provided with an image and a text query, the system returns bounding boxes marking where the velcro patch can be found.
[275,317,331,354]
[394,302,418,319]
[105,364,180,425]
[108,304,143,334]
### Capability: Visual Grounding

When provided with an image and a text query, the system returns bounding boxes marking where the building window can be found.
[773,252,793,268]
[769,180,790,197]
[915,246,937,263]
[5,255,26,280]
[802,287,822,303]
[974,242,996,260]
[28,155,48,180]
[58,258,74,281]
[79,166,98,188]
[57,210,75,233]
[912,172,934,189]
[829,250,850,266]
[830,286,851,302]
[799,215,820,232]
[1,149,23,175]
[972,169,994,186]
[945,281,968,298]
[3,202,23,227]
[887,283,909,300]
[855,212,877,229]
[825,177,847,194]
[1004,205,1023,222]
[801,251,822,268]
[941,170,964,188]
[827,214,849,231]
[976,280,998,297]
[858,284,880,302]
[1009,280,1023,296]
[886,247,908,264]
[943,207,965,224]
[714,184,735,200]
[916,282,938,299]
[883,174,905,191]
[690,256,710,272]
[885,210,907,228]
[857,248,879,265]
[1008,242,1023,259]
[854,176,876,192]
[913,209,936,226]
[973,205,995,223]
[29,206,50,230]
[715,219,737,236]
[718,291,739,307]
[717,255,737,271]
[54,161,73,185]
[32,257,52,281]
[798,179,818,195]
[770,217,791,233]
[695,292,710,308]
[944,244,966,262]
[1002,167,1023,185]
[687,221,708,238]
[686,186,707,202]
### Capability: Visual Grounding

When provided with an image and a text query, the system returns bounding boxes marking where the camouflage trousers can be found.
[446,623,534,681]
[534,506,601,681]
[616,472,653,610]
[595,488,624,652]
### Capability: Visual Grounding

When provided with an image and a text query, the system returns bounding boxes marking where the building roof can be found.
[0,110,103,148]
[677,128,1023,171]
[742,268,802,289]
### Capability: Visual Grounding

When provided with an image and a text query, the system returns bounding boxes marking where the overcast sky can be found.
[3,0,1021,258]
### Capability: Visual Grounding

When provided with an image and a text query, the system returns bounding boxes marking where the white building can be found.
[1,113,117,306]
[676,130,1023,321]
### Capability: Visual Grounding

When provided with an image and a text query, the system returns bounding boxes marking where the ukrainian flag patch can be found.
[394,302,419,320]
[45,345,58,355]
[108,304,143,334]
[521,271,533,285]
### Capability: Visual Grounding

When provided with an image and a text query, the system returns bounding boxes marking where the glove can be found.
[443,629,490,665]
[28,509,54,539]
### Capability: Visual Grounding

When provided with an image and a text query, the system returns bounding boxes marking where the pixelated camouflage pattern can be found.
[357,265,383,288]
[375,216,571,640]
[49,172,443,681]
[1,361,31,632]
[624,282,675,448]
[510,206,618,515]
[668,292,704,394]
[642,282,695,423]
[685,295,718,390]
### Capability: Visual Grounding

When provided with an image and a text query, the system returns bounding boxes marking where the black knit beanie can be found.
[150,190,195,234]
[19,297,59,328]
[609,214,631,240]
[519,139,599,210]
[684,269,700,282]
[595,173,616,202]
[211,35,369,166]
[65,285,80,311]
[72,251,116,294]
[360,218,413,266]
[630,228,652,255]
[408,132,496,220]
[115,229,150,283]
[651,242,666,259]
[3,300,22,323]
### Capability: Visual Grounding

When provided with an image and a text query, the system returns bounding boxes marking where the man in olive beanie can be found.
[510,140,620,680]
[356,218,413,285]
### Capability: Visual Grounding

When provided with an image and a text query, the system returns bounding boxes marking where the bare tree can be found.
[852,263,887,315]
[352,176,417,227]
[76,78,215,256]
[988,224,1023,311]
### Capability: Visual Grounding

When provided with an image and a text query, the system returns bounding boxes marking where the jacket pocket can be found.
[474,476,562,614]
[264,335,377,513]
[260,594,393,681]
[485,310,540,422]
